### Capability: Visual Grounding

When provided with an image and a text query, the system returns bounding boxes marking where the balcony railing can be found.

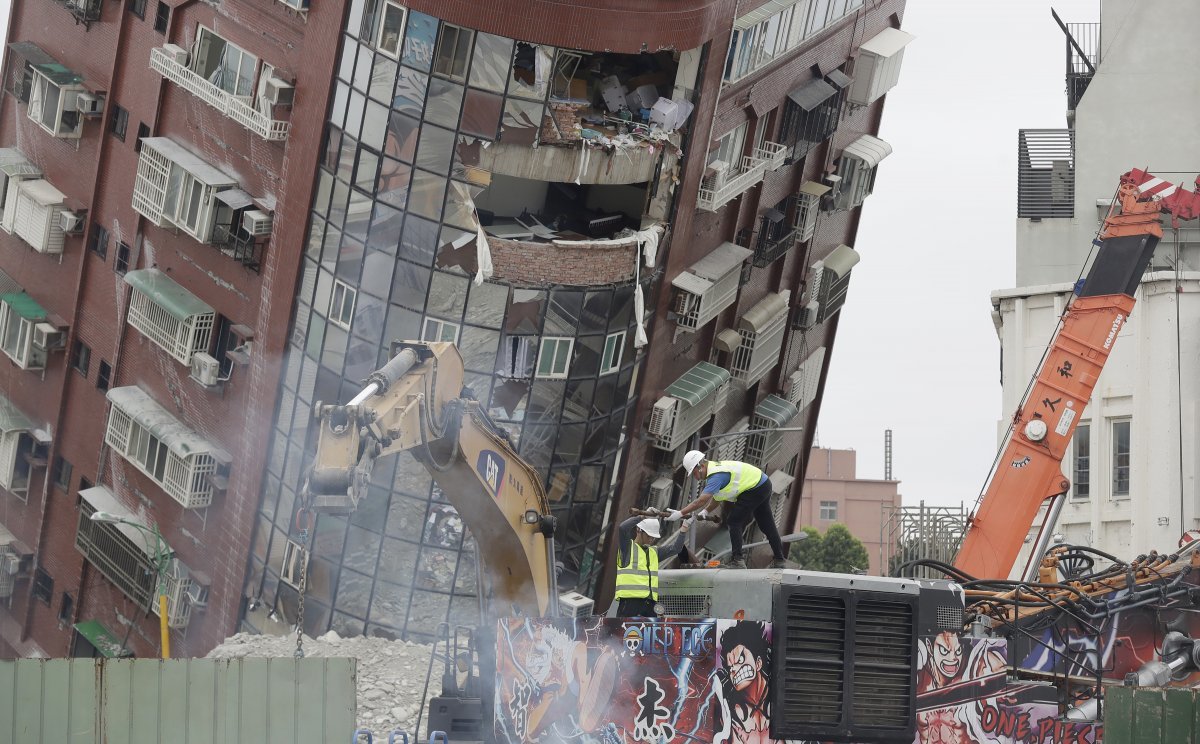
[754,227,798,268]
[1017,129,1075,219]
[58,0,101,26]
[211,225,265,273]
[1061,19,1100,112]
[698,143,788,212]
[149,47,290,141]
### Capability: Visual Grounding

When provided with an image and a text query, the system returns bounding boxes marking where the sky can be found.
[818,0,1099,507]
[0,0,1101,510]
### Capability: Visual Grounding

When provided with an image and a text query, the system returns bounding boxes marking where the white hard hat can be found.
[637,518,661,539]
[682,450,706,476]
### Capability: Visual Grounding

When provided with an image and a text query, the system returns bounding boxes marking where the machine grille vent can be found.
[937,605,964,630]
[852,600,915,730]
[780,593,846,727]
[659,593,711,618]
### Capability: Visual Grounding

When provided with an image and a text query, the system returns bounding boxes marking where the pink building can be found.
[794,447,901,575]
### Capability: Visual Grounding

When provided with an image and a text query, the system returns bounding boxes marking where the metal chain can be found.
[294,494,317,659]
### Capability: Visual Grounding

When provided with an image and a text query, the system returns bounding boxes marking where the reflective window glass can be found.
[390,261,430,309]
[401,11,438,72]
[464,280,507,328]
[468,33,511,92]
[335,569,371,618]
[424,78,464,129]
[377,156,411,209]
[366,201,403,256]
[393,67,427,118]
[409,170,447,220]
[370,51,398,103]
[384,111,420,163]
[416,124,455,174]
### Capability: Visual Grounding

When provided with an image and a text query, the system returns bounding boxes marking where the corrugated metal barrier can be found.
[1104,685,1200,744]
[0,657,356,743]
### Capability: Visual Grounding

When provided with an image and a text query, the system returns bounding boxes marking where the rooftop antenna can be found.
[884,429,893,481]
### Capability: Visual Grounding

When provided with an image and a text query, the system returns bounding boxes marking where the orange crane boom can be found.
[955,170,1200,579]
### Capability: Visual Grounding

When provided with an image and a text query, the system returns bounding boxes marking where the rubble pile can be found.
[207,631,435,736]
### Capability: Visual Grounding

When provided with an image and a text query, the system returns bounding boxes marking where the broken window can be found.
[510,42,550,101]
[192,27,257,98]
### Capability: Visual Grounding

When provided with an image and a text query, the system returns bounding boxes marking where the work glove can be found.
[698,509,709,520]
[663,509,684,522]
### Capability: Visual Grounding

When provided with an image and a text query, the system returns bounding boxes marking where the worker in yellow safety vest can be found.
[613,515,691,617]
[667,451,788,570]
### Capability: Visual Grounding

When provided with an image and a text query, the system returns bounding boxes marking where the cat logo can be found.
[476,450,505,498]
[1011,456,1032,468]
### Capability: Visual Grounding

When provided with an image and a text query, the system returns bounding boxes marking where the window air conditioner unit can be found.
[242,209,273,236]
[793,300,820,331]
[707,160,730,191]
[190,352,221,386]
[1,553,20,576]
[262,76,295,107]
[559,591,594,619]
[32,322,64,352]
[161,44,189,66]
[647,477,674,512]
[58,210,84,234]
[74,92,103,117]
[648,397,678,439]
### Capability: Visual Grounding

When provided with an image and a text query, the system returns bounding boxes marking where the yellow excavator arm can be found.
[303,342,557,617]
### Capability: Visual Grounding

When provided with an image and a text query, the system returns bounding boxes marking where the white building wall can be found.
[996,1,1200,567]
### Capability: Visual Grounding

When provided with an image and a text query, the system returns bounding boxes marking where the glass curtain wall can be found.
[243,1,647,641]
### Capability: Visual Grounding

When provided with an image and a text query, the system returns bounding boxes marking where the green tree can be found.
[820,523,871,574]
[788,526,824,568]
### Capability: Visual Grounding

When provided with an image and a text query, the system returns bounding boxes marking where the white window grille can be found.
[27,66,86,138]
[536,337,573,379]
[0,293,49,370]
[434,23,474,81]
[730,291,790,385]
[329,280,356,329]
[124,269,215,365]
[10,179,68,254]
[376,1,407,58]
[847,27,915,106]
[784,346,825,410]
[648,362,732,451]
[105,386,226,509]
[149,37,290,141]
[600,331,625,375]
[820,500,838,521]
[132,138,239,242]
[672,242,753,332]
[835,135,892,210]
[422,316,460,343]
[280,539,309,588]
[712,417,751,462]
[747,395,798,467]
[0,430,35,499]
[795,181,829,242]
[0,148,43,231]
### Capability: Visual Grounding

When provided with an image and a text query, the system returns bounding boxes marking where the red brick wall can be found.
[490,237,639,287]
[600,0,908,606]
[402,0,740,55]
[0,0,341,657]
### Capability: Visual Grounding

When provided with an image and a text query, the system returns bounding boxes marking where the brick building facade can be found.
[0,0,910,657]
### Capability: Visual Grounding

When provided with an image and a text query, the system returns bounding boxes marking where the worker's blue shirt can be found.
[701,471,768,496]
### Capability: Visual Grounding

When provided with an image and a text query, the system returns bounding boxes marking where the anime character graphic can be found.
[497,619,619,743]
[715,621,781,744]
[915,633,1007,744]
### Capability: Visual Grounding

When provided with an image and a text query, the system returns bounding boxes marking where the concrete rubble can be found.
[207,631,436,737]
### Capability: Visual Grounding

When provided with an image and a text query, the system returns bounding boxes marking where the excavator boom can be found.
[303,342,555,617]
[956,171,1200,579]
